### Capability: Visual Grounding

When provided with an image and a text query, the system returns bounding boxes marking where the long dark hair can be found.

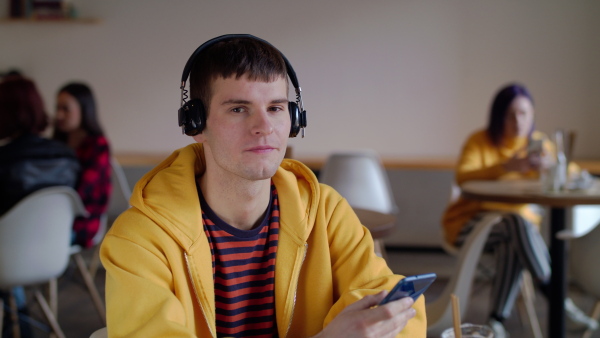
[53,82,104,142]
[0,77,48,139]
[486,83,534,147]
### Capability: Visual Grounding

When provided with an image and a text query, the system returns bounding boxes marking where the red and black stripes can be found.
[201,183,280,338]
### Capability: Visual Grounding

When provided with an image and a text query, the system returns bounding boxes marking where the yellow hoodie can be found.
[101,143,427,337]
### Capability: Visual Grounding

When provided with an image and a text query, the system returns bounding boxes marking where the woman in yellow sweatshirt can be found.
[442,83,552,337]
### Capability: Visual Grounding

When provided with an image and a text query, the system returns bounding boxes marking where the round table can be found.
[460,179,600,338]
[353,208,397,258]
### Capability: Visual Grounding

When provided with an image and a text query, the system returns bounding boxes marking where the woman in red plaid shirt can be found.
[53,82,112,248]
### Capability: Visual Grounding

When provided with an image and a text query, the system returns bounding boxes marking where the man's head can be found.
[189,37,288,114]
[182,35,304,182]
[178,34,306,138]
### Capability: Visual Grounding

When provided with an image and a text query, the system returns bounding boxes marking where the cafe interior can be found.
[2,1,600,337]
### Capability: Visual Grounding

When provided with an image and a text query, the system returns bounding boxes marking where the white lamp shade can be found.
[319,151,398,216]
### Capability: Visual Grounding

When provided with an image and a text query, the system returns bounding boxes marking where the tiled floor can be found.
[11,247,600,337]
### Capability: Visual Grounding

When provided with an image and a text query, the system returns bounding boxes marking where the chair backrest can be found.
[319,151,398,215]
[440,182,462,254]
[0,186,87,288]
[90,327,107,338]
[106,157,132,222]
[90,157,132,246]
[556,205,600,240]
[569,217,600,299]
[427,212,502,336]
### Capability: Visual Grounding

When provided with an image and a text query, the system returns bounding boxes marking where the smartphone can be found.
[379,273,437,305]
[527,139,543,156]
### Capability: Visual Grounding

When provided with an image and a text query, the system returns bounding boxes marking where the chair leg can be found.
[519,271,543,338]
[0,297,3,337]
[7,291,20,338]
[583,301,600,338]
[49,279,58,317]
[73,252,106,324]
[89,245,102,280]
[373,239,387,260]
[34,289,65,338]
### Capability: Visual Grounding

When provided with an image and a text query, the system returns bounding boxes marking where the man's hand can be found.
[313,291,416,338]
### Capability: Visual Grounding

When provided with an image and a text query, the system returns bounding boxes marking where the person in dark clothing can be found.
[0,77,80,215]
[0,134,80,214]
[0,76,80,338]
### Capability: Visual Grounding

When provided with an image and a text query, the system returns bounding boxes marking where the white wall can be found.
[2,0,599,159]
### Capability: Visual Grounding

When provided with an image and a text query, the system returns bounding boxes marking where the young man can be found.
[100,35,426,337]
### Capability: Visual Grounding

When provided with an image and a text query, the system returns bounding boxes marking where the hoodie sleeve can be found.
[321,191,427,337]
[100,210,204,337]
[455,133,506,185]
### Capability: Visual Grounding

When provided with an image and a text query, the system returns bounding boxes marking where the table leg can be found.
[549,207,568,338]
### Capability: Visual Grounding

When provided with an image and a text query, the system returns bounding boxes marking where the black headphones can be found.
[178,34,307,138]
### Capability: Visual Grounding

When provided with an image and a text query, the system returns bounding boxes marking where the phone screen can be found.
[528,139,543,155]
[378,273,437,305]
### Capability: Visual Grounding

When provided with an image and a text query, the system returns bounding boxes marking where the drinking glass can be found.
[441,323,494,338]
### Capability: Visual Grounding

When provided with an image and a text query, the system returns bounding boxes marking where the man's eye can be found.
[231,107,244,113]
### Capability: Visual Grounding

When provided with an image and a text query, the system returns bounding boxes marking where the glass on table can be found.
[441,323,494,338]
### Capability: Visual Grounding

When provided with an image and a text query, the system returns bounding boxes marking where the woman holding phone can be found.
[441,83,554,337]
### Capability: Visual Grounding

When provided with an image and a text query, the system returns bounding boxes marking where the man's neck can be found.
[198,171,272,231]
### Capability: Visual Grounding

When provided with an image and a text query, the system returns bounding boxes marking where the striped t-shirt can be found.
[200,183,280,338]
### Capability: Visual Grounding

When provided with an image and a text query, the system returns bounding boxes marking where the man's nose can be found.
[252,110,274,135]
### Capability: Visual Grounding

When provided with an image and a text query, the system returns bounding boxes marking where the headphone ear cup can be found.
[179,99,206,136]
[288,101,300,138]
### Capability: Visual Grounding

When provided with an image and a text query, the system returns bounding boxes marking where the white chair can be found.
[319,151,398,258]
[567,211,600,338]
[69,157,132,325]
[427,212,502,336]
[556,205,600,240]
[0,186,87,338]
[90,326,108,338]
[436,183,542,338]
[88,157,132,278]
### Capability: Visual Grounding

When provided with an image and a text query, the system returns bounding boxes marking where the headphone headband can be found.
[178,34,307,137]
[180,34,301,90]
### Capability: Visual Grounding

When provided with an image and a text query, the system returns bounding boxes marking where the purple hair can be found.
[486,83,534,146]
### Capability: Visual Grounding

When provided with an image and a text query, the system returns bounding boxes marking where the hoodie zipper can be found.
[184,252,216,338]
[285,243,308,338]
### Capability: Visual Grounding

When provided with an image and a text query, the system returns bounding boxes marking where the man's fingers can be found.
[362,296,415,325]
[374,305,417,337]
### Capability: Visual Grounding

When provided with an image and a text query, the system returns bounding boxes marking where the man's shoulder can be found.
[108,207,163,239]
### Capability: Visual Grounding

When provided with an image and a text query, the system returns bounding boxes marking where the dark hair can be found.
[486,83,534,146]
[189,37,287,110]
[0,77,48,139]
[53,82,103,142]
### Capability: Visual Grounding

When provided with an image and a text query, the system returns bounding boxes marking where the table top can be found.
[353,208,397,238]
[461,179,600,207]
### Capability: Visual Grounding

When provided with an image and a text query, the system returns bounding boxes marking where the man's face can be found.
[193,74,290,181]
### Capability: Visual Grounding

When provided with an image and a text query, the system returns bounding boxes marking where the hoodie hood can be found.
[129,143,319,252]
